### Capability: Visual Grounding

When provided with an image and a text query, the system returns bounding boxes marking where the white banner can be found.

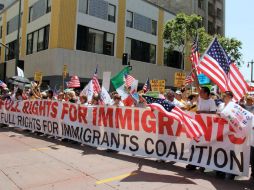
[0,100,251,176]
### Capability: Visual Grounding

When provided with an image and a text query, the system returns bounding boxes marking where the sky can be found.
[226,0,254,83]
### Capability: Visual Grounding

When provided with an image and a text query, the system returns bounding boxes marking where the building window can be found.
[29,0,51,23]
[164,48,184,69]
[126,38,156,64]
[151,20,157,35]
[46,0,51,13]
[5,40,17,61]
[26,25,50,55]
[217,26,222,35]
[208,21,215,35]
[217,8,222,20]
[108,4,116,22]
[126,11,133,28]
[208,2,215,16]
[79,0,88,14]
[198,0,204,10]
[76,25,114,56]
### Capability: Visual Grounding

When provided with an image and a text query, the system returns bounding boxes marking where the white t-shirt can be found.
[172,98,185,108]
[197,97,217,112]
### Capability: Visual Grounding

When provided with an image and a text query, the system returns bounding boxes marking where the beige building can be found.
[146,0,225,36]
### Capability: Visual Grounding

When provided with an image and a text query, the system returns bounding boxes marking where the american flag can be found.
[143,95,204,140]
[190,34,201,76]
[92,65,101,94]
[124,73,135,89]
[0,80,7,88]
[142,78,150,93]
[198,38,249,100]
[185,75,193,86]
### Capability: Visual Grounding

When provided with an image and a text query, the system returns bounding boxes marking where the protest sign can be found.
[63,64,68,78]
[197,73,210,85]
[34,71,43,82]
[150,80,165,94]
[174,72,186,87]
[0,99,251,176]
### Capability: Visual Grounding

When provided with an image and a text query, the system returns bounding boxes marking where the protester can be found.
[186,94,198,112]
[47,90,56,100]
[196,87,217,114]
[164,90,185,108]
[245,96,254,113]
[68,91,77,103]
[91,94,100,105]
[110,94,124,107]
[57,92,65,102]
[79,94,88,105]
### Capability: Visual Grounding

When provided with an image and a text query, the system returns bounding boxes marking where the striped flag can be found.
[111,67,138,106]
[190,34,201,75]
[143,95,204,140]
[198,38,249,101]
[185,75,193,86]
[0,80,7,88]
[142,78,150,93]
[92,65,101,94]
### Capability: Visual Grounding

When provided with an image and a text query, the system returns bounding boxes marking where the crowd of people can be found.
[1,81,254,180]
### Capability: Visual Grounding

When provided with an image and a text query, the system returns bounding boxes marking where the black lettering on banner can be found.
[166,141,177,159]
[145,138,154,155]
[156,140,166,157]
[62,123,71,137]
[196,146,208,164]
[129,135,139,152]
[101,132,110,146]
[79,127,83,140]
[92,130,101,145]
[179,143,188,161]
[83,128,92,143]
[214,148,228,168]
[207,146,213,165]
[121,134,129,150]
[71,126,80,140]
[111,133,120,148]
[36,119,41,130]
[189,145,195,162]
[230,151,243,172]
[17,115,22,126]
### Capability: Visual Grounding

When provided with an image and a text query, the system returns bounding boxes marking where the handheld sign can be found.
[174,72,186,87]
[34,71,43,82]
[150,80,165,94]
[63,64,68,78]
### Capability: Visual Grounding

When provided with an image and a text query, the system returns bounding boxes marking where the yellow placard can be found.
[150,80,165,94]
[34,71,43,82]
[174,72,186,87]
[63,64,68,78]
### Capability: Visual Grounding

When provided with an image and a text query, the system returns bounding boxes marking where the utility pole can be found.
[15,0,22,76]
[249,60,254,82]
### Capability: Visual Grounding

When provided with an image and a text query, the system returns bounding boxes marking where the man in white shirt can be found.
[165,90,185,108]
[197,86,217,114]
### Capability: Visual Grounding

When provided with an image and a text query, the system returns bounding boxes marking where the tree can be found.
[164,13,243,67]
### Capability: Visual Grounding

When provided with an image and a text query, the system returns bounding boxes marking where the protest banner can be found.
[0,99,251,176]
[150,80,165,94]
[174,72,186,87]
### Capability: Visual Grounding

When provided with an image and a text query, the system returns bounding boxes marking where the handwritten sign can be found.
[174,72,186,87]
[150,80,165,94]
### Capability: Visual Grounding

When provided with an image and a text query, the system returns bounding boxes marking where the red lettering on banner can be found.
[115,108,132,130]
[32,101,39,115]
[50,101,58,119]
[98,107,113,127]
[61,102,69,120]
[195,115,213,142]
[175,123,191,138]
[228,125,246,145]
[141,110,156,133]
[158,112,173,136]
[22,101,30,114]
[78,106,88,124]
[69,104,77,122]
[92,107,97,126]
[134,109,140,131]
[14,101,20,112]
[214,117,227,142]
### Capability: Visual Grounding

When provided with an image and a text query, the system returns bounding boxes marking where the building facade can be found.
[147,0,225,36]
[0,0,190,88]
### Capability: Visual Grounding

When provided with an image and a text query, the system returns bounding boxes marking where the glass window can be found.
[88,28,104,54]
[27,33,33,55]
[6,22,9,35]
[29,6,33,23]
[164,48,183,69]
[198,0,204,9]
[0,26,2,39]
[38,28,45,51]
[150,44,156,64]
[44,25,50,50]
[151,20,157,35]
[125,38,131,56]
[79,0,88,14]
[126,11,133,28]
[33,31,38,53]
[46,0,51,13]
[104,33,114,56]
[108,4,116,22]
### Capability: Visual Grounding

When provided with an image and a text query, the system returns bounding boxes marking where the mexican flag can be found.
[111,67,138,106]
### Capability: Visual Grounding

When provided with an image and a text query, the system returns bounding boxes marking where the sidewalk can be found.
[0,126,253,190]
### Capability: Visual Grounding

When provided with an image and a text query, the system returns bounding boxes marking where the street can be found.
[0,126,253,190]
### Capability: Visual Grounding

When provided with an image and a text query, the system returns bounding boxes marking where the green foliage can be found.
[164,13,243,65]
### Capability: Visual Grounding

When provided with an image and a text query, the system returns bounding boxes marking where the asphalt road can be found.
[0,126,253,190]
